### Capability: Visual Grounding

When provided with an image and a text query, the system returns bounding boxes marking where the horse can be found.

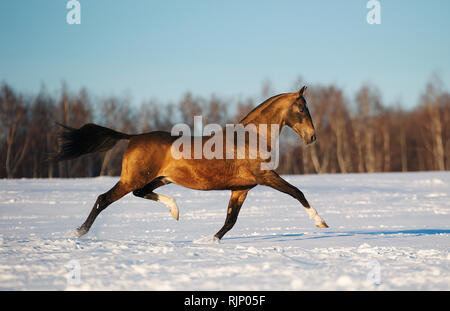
[52,86,328,241]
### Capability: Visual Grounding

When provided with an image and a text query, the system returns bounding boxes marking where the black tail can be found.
[49,123,134,161]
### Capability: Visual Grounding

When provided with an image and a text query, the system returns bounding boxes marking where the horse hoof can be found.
[316,221,329,228]
[75,226,88,237]
[194,235,220,244]
[170,207,179,221]
[65,227,87,238]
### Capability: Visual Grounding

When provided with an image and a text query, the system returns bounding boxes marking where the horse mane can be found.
[239,93,288,124]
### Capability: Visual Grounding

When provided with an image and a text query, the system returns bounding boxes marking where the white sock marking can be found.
[146,193,179,221]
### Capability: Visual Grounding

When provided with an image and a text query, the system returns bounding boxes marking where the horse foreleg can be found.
[256,171,328,228]
[214,188,252,240]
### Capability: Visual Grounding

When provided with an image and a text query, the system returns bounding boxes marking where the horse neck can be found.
[239,97,287,147]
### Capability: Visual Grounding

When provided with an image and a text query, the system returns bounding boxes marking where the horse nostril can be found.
[311,134,316,142]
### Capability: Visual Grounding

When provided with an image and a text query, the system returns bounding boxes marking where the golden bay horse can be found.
[53,86,328,240]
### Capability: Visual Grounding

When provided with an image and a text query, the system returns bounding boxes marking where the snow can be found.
[0,172,449,290]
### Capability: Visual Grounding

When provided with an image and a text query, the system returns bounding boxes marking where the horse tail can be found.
[49,123,135,161]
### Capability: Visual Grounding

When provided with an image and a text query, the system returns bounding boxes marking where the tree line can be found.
[0,80,449,178]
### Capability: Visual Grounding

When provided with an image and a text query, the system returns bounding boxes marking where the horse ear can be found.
[297,86,307,96]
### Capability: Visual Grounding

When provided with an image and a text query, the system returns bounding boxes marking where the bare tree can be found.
[28,87,56,177]
[204,95,227,125]
[0,84,31,178]
[306,86,334,174]
[328,87,352,173]
[355,85,383,172]
[178,92,202,127]
[99,96,136,176]
[235,98,254,122]
[425,85,445,170]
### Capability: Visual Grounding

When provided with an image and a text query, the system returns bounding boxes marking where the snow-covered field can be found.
[0,172,449,291]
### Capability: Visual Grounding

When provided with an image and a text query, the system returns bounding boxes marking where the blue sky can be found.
[1,0,449,109]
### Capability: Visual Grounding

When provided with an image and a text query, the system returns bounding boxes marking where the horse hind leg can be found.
[75,181,133,237]
[133,177,179,220]
[144,193,179,221]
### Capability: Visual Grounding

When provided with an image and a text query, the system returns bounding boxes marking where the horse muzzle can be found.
[301,133,316,145]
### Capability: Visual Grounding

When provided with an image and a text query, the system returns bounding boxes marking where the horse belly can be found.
[161,159,257,190]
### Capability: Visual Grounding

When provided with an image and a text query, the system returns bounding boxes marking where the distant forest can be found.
[0,79,449,178]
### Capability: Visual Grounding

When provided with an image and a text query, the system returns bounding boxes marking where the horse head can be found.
[284,86,316,145]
